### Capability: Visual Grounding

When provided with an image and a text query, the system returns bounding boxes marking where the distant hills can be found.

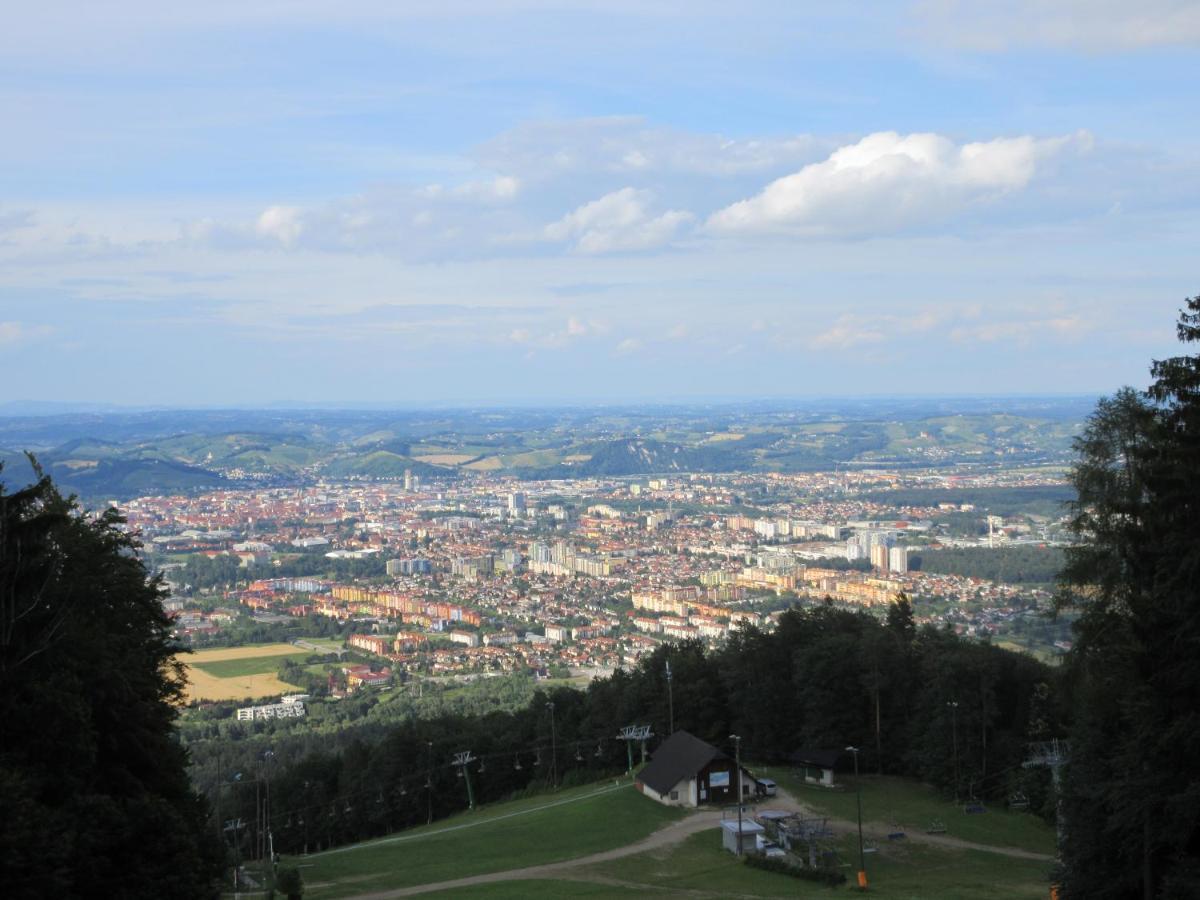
[0,399,1089,500]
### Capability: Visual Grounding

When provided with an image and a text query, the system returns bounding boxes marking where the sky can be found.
[1,1,1198,406]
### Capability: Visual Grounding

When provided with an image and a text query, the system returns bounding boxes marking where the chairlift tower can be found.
[617,725,653,773]
[453,751,477,810]
[1023,739,1070,849]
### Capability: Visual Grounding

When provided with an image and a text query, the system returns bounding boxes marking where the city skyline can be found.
[2,2,1198,404]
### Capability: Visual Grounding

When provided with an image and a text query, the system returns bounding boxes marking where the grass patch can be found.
[581,830,828,897]
[757,768,1056,855]
[830,833,1052,899]
[292,781,684,898]
[191,652,309,678]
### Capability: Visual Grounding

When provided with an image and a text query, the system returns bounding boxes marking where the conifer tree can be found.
[1057,297,1200,899]
[0,465,221,898]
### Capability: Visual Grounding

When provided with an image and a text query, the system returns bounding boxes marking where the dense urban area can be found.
[132,460,1075,721]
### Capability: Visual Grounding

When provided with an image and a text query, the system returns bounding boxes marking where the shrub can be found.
[744,853,846,886]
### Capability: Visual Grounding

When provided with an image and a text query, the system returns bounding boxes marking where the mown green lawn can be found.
[757,767,1056,855]
[191,652,310,678]
[432,830,1053,900]
[288,781,684,898]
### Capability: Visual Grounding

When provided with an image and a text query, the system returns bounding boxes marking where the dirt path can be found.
[346,809,723,898]
[344,785,1052,898]
[769,785,1054,861]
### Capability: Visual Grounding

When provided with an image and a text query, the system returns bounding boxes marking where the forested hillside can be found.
[192,600,1062,857]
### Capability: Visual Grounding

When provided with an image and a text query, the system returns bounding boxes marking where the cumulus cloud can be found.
[614,337,643,355]
[915,0,1200,51]
[544,188,693,254]
[707,131,1089,237]
[255,206,304,246]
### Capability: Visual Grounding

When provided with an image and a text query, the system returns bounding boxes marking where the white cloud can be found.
[544,188,693,254]
[707,131,1088,237]
[915,0,1200,51]
[950,315,1090,344]
[256,206,304,246]
[809,316,887,350]
[566,316,588,336]
[615,337,643,355]
[479,117,826,180]
[0,321,52,345]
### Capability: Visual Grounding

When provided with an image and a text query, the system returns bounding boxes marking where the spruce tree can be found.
[1058,298,1200,899]
[0,466,221,898]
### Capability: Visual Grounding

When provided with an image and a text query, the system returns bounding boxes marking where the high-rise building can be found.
[870,543,890,571]
[507,491,527,515]
[888,546,908,574]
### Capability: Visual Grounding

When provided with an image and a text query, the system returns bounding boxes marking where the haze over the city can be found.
[2,1,1198,404]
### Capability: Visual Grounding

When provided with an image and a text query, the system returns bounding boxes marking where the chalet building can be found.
[789,748,842,787]
[636,730,755,808]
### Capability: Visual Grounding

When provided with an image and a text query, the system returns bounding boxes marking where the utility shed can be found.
[636,730,755,808]
[720,819,765,855]
[789,748,842,787]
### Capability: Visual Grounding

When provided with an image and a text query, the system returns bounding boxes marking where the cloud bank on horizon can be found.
[0,1,1197,405]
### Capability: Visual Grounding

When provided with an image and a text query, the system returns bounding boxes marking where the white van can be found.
[757,778,778,797]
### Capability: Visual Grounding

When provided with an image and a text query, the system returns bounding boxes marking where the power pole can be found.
[665,659,674,735]
[947,701,960,804]
[426,740,434,825]
[845,744,866,887]
[453,751,477,809]
[546,701,558,790]
[730,734,744,856]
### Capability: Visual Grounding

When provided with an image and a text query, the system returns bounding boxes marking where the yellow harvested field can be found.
[563,454,593,462]
[183,668,297,702]
[188,643,300,662]
[705,432,745,442]
[182,643,304,702]
[412,453,477,465]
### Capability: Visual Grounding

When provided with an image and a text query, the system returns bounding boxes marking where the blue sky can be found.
[1,1,1198,406]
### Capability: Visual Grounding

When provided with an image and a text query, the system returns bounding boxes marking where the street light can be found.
[846,746,866,888]
[845,745,860,778]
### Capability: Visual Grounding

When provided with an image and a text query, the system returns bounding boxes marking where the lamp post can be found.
[847,746,866,888]
[947,701,960,804]
[730,734,743,856]
[546,701,558,790]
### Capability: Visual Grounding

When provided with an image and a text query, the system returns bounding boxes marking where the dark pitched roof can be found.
[638,730,727,795]
[788,748,842,769]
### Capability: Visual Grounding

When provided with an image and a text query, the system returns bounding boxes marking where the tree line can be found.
[198,600,1061,860]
